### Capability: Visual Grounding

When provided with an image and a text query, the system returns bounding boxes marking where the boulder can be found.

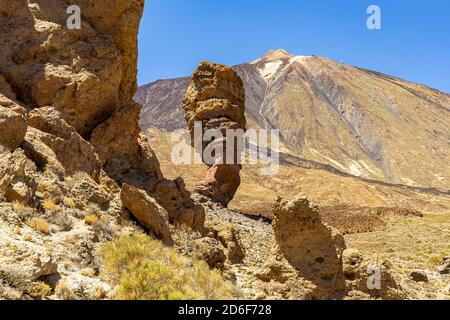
[0,105,27,150]
[193,237,227,270]
[0,149,36,203]
[121,184,172,243]
[409,270,428,282]
[0,235,58,284]
[437,256,450,275]
[212,222,245,263]
[256,196,405,300]
[342,249,404,300]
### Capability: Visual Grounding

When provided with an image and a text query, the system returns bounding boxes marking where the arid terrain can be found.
[137,49,450,299]
[0,0,448,301]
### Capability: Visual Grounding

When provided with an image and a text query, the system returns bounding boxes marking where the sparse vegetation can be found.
[11,202,34,221]
[55,280,76,300]
[26,282,52,299]
[12,201,25,213]
[42,199,60,213]
[62,196,76,208]
[84,214,98,225]
[26,217,50,235]
[81,267,96,277]
[92,286,106,300]
[92,215,117,240]
[37,181,56,194]
[51,212,73,231]
[88,203,102,216]
[98,233,236,300]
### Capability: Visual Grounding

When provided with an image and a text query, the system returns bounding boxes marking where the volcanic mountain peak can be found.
[251,49,311,81]
[251,49,294,64]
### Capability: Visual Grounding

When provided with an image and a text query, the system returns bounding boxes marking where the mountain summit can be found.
[251,49,295,64]
[135,51,450,190]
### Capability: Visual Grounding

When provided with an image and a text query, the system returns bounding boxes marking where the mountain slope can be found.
[135,50,450,189]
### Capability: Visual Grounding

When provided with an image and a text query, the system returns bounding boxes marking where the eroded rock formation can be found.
[182,61,246,207]
[255,196,404,299]
[272,196,346,283]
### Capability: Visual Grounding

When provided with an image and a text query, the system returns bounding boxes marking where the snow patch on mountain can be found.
[258,60,283,81]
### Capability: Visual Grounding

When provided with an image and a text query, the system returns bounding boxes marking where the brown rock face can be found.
[23,107,103,181]
[0,149,36,203]
[0,106,27,151]
[0,0,161,182]
[182,62,246,206]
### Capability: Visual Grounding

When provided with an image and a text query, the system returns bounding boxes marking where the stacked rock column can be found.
[182,62,246,207]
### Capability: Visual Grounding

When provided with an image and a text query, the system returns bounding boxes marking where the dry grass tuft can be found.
[42,199,60,213]
[62,196,76,208]
[55,280,76,300]
[26,282,52,299]
[12,201,25,213]
[84,214,98,225]
[98,233,236,300]
[81,267,96,277]
[14,226,21,235]
[27,217,50,235]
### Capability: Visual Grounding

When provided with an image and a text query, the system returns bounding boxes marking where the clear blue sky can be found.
[138,0,450,93]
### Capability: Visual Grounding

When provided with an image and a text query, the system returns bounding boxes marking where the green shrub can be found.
[98,233,235,300]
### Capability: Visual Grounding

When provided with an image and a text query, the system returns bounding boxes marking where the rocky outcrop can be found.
[182,61,246,207]
[23,107,103,181]
[255,196,347,298]
[0,0,162,183]
[272,196,346,282]
[0,106,27,151]
[212,222,245,263]
[437,256,450,275]
[0,149,37,203]
[254,196,404,299]
[341,249,404,300]
[193,237,227,270]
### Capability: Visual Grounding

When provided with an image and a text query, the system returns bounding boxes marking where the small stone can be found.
[410,270,428,282]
